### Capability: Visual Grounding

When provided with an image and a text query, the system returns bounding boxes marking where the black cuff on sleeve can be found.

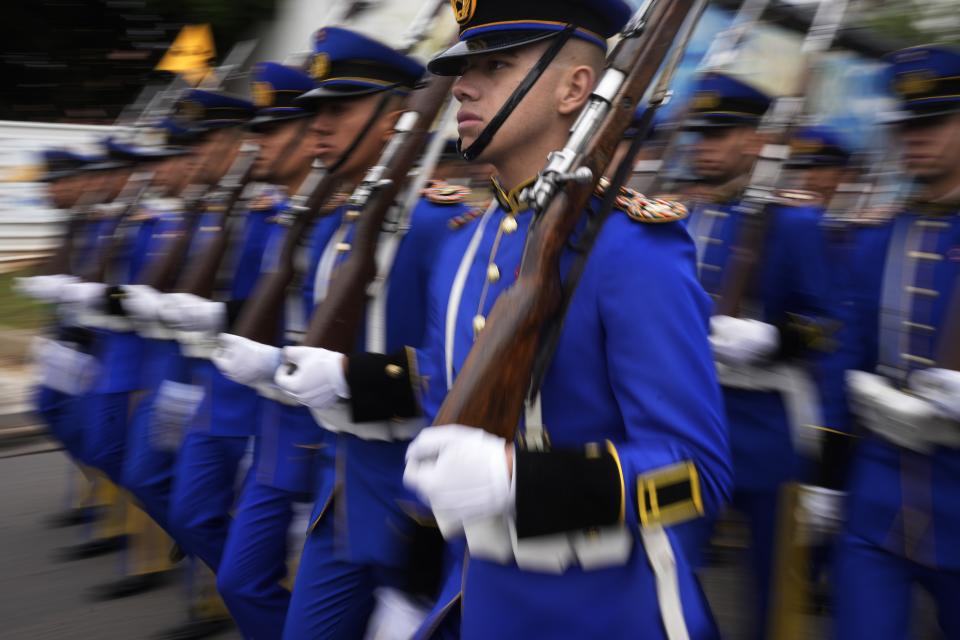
[816,428,855,490]
[57,326,95,350]
[345,350,419,423]
[400,522,446,600]
[224,299,246,332]
[104,285,128,316]
[515,446,622,539]
[776,314,837,360]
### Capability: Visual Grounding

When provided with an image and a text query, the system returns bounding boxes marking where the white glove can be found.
[120,284,164,321]
[58,281,107,309]
[159,293,226,333]
[847,370,949,452]
[404,425,513,536]
[363,587,429,640]
[273,346,349,409]
[710,315,780,366]
[795,484,845,545]
[212,333,282,387]
[14,274,79,302]
[909,368,960,422]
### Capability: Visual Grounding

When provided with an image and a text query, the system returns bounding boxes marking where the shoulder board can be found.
[775,188,822,205]
[422,180,471,205]
[852,205,898,227]
[448,205,487,230]
[594,177,687,223]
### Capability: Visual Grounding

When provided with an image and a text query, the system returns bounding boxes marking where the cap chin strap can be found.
[459,25,577,162]
[327,91,395,174]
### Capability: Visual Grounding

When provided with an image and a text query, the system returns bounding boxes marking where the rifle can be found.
[431,0,703,440]
[86,171,155,283]
[714,0,850,318]
[136,129,252,292]
[639,0,774,196]
[42,187,111,276]
[173,141,261,298]
[297,77,455,353]
[232,0,449,347]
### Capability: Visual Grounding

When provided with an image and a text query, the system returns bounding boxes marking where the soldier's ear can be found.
[557,64,596,116]
[381,109,406,142]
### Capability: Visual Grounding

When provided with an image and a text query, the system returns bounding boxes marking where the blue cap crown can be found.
[172,89,255,133]
[430,0,632,75]
[885,45,960,122]
[299,27,424,102]
[786,125,851,168]
[685,72,771,130]
[249,62,317,129]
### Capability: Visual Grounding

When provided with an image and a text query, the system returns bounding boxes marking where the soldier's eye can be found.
[487,59,508,72]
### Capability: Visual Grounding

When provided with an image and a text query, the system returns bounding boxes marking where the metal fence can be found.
[0,120,115,270]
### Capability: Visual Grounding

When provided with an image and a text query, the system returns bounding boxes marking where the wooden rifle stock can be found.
[231,166,341,346]
[176,144,260,298]
[936,278,960,372]
[86,173,153,283]
[432,0,697,440]
[299,74,455,353]
[137,185,208,291]
[42,190,106,276]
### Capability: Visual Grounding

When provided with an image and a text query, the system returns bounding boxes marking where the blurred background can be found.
[0,0,957,638]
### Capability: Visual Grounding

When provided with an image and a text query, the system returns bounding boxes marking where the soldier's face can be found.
[253,119,314,182]
[309,94,397,178]
[898,113,960,182]
[798,165,845,203]
[49,175,81,209]
[690,126,758,183]
[452,43,566,164]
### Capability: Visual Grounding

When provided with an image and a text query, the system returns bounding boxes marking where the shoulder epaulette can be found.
[448,205,487,230]
[851,205,898,227]
[422,179,471,205]
[594,177,687,223]
[775,188,822,205]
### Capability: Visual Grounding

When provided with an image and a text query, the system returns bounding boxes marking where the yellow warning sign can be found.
[156,24,216,86]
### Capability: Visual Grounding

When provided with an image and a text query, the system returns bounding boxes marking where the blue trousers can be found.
[82,391,132,484]
[122,390,176,531]
[218,474,311,639]
[282,513,380,640]
[168,431,248,572]
[834,532,960,639]
[36,386,86,462]
[730,488,779,640]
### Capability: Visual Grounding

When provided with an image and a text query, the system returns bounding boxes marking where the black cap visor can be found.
[428,30,563,76]
[247,110,314,132]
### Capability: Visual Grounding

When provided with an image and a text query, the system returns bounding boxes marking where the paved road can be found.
[0,439,942,640]
[0,442,239,640]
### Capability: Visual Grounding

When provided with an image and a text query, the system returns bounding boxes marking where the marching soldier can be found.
[837,45,960,639]
[682,71,843,638]
[272,1,732,638]
[213,28,471,638]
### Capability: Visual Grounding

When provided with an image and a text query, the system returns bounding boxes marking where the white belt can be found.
[137,321,176,340]
[716,361,822,458]
[176,330,218,359]
[255,382,301,406]
[311,402,425,442]
[76,310,134,332]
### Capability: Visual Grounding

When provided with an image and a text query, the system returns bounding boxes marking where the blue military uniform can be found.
[207,36,467,639]
[682,73,844,637]
[334,3,733,636]
[161,82,295,576]
[833,46,960,639]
